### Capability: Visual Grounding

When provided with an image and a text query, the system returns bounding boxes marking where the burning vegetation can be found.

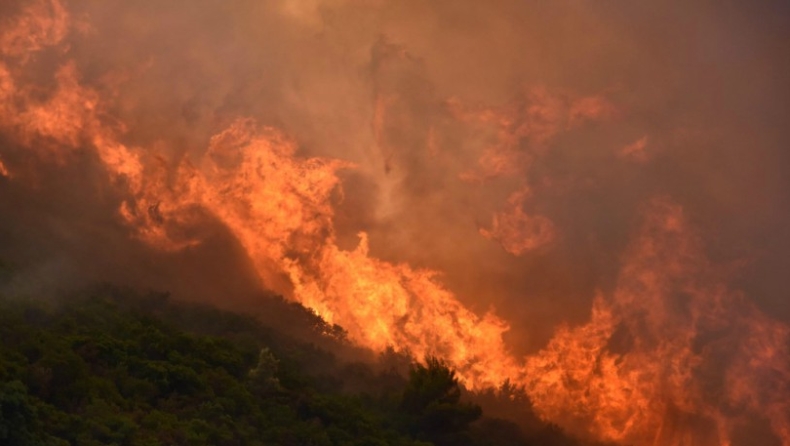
[1,1,789,445]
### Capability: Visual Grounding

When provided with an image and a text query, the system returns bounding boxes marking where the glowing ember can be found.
[0,157,9,178]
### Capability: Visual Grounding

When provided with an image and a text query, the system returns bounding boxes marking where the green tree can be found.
[249,347,281,394]
[401,357,482,446]
[0,380,48,446]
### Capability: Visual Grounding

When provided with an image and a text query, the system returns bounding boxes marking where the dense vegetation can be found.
[0,284,594,446]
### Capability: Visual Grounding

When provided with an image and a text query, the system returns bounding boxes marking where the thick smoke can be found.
[1,0,789,444]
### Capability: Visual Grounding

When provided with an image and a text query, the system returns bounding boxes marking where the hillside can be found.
[0,285,597,446]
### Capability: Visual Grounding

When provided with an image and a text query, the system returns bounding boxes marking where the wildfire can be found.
[1,2,789,446]
[125,118,520,389]
[523,198,790,444]
[479,186,556,255]
[452,87,615,183]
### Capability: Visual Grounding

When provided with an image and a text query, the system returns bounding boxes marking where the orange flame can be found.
[453,87,615,182]
[0,157,9,178]
[479,187,556,255]
[2,3,789,446]
[523,198,790,445]
[0,0,68,60]
[121,119,521,389]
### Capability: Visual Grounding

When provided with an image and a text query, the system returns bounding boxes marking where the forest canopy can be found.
[0,286,600,446]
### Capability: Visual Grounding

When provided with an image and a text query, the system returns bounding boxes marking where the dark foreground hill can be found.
[0,286,601,446]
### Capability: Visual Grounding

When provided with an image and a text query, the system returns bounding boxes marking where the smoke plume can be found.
[1,1,789,444]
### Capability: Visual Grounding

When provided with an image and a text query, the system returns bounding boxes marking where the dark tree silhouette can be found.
[401,357,482,446]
